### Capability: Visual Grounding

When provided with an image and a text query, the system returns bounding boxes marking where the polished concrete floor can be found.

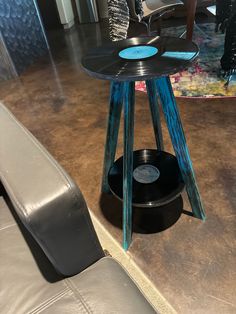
[0,20,235,313]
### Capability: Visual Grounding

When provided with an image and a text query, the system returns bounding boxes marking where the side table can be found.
[82,36,206,250]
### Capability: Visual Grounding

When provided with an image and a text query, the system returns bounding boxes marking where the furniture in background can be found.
[82,36,206,250]
[186,0,198,40]
[54,0,75,29]
[0,0,48,81]
[108,0,183,41]
[108,0,131,41]
[75,0,99,23]
[108,0,215,41]
[182,0,215,40]
[127,0,184,35]
[0,102,156,314]
[215,0,236,83]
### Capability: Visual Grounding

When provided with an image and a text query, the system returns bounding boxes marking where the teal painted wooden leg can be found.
[123,81,135,250]
[102,82,123,193]
[155,76,206,220]
[146,79,164,150]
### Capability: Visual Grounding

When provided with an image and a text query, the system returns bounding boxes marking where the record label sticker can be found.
[133,164,160,184]
[119,45,158,60]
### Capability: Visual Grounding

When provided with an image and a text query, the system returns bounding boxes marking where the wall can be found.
[0,0,48,80]
[0,32,17,80]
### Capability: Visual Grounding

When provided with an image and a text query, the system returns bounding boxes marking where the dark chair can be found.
[127,0,184,34]
[0,103,157,314]
[180,0,215,40]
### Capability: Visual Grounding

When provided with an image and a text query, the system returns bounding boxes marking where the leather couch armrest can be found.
[0,103,104,276]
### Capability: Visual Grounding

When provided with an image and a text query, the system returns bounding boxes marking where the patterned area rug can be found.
[136,23,236,98]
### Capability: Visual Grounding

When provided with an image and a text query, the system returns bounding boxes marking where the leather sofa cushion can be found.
[0,196,157,313]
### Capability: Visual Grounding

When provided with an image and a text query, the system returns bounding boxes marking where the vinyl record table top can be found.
[81,36,199,81]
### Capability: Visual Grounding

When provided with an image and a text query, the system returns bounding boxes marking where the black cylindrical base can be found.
[108,149,185,207]
[132,196,183,234]
[100,193,183,234]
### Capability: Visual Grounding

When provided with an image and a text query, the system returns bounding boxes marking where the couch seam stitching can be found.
[64,278,93,314]
[27,288,70,314]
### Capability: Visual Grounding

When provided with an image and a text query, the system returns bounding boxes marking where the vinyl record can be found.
[81,36,199,81]
[108,149,185,207]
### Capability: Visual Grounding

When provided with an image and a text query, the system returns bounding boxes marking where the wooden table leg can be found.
[186,0,197,40]
[155,76,206,220]
[102,82,123,193]
[123,81,135,250]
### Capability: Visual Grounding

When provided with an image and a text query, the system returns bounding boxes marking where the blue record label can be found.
[119,45,158,60]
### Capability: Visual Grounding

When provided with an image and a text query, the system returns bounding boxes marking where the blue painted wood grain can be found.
[155,76,206,220]
[146,79,164,151]
[102,82,123,193]
[123,81,135,250]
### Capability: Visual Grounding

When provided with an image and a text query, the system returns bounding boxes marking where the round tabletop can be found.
[81,36,199,82]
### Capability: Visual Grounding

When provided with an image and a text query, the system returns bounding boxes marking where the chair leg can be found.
[147,15,152,36]
[146,80,164,151]
[123,81,135,250]
[141,20,151,36]
[102,82,123,193]
[155,76,206,220]
[186,0,197,40]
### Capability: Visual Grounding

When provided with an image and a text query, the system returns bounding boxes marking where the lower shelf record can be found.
[108,149,185,208]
